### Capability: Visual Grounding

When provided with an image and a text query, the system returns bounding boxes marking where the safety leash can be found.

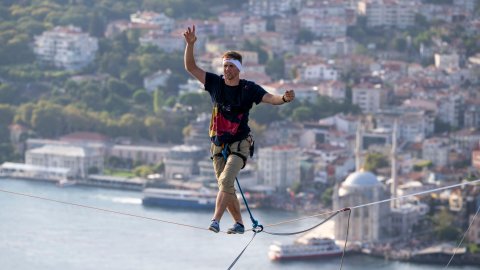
[221,144,263,232]
[262,208,350,236]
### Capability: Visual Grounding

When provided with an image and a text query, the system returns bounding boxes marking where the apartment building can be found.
[434,53,460,71]
[163,145,205,180]
[26,145,103,178]
[109,144,171,165]
[248,0,302,17]
[34,25,98,71]
[130,11,174,32]
[422,137,450,167]
[352,83,388,113]
[257,145,300,191]
[358,0,415,29]
[139,30,184,52]
[315,80,347,103]
[436,93,463,128]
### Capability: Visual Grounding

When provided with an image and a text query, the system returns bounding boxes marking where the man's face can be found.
[223,58,240,80]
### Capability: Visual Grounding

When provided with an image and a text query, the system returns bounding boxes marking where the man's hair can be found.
[222,51,242,64]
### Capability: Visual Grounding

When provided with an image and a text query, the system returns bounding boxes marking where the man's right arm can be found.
[183,25,206,85]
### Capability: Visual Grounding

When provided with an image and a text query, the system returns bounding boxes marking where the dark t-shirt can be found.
[204,72,267,145]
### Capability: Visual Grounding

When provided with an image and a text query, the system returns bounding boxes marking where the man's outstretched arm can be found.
[262,89,295,105]
[183,25,206,85]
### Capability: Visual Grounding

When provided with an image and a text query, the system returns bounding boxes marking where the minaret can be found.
[390,120,398,209]
[355,122,362,172]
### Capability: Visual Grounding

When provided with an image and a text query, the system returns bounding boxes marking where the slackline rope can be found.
[228,208,352,270]
[258,179,480,230]
[0,178,478,269]
[230,179,480,270]
[0,188,217,233]
[262,208,350,236]
[445,203,480,269]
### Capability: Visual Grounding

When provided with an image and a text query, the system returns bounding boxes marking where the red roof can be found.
[60,132,109,142]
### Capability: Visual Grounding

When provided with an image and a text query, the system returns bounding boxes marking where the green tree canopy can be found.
[363,152,389,173]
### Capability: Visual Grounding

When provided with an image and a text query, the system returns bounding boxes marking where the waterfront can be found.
[0,178,476,270]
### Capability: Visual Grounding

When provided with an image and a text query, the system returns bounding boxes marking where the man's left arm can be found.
[262,89,295,105]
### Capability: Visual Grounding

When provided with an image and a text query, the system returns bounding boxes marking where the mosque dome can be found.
[343,170,380,187]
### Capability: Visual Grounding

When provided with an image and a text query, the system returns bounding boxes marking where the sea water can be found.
[0,178,475,270]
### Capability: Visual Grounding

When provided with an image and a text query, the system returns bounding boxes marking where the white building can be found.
[358,0,416,29]
[163,145,205,180]
[26,145,103,179]
[298,38,357,58]
[218,12,245,36]
[130,11,174,32]
[390,203,429,238]
[436,93,463,128]
[34,25,98,71]
[109,144,171,165]
[297,62,338,82]
[257,145,300,191]
[248,0,302,17]
[143,69,171,92]
[315,81,347,103]
[422,137,450,167]
[374,109,435,143]
[434,53,460,71]
[243,18,267,35]
[352,83,388,114]
[139,31,184,52]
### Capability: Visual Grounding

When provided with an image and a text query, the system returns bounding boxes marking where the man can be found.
[183,25,295,234]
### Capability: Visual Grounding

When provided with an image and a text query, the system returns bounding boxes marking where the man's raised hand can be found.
[183,25,197,44]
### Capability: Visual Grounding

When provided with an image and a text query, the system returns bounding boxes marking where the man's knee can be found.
[218,181,236,195]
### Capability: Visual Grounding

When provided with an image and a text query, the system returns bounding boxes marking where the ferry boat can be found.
[268,237,342,261]
[142,187,216,209]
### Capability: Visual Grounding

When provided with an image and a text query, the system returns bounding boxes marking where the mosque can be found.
[333,121,429,244]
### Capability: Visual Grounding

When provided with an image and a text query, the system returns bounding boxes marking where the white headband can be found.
[223,58,243,72]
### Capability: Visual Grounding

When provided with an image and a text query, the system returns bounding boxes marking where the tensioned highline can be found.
[0,178,479,270]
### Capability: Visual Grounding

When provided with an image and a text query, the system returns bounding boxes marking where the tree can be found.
[104,94,130,116]
[296,29,315,44]
[321,187,333,207]
[133,165,154,177]
[265,58,285,80]
[118,113,143,140]
[88,11,105,38]
[431,208,461,241]
[250,103,281,125]
[178,92,211,114]
[0,84,19,104]
[14,103,35,126]
[0,104,15,143]
[292,106,314,122]
[31,103,64,138]
[153,88,165,113]
[363,152,389,173]
[107,78,132,98]
[132,89,150,105]
[144,116,164,143]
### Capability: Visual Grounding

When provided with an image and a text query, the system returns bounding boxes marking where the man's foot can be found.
[209,220,220,233]
[227,222,245,234]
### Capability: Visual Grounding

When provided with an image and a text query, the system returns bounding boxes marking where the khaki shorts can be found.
[210,139,250,194]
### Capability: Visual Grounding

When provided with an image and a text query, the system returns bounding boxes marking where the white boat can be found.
[142,187,217,209]
[57,178,77,187]
[268,237,343,261]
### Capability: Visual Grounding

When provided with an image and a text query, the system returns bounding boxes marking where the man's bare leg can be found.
[227,196,243,225]
[212,191,231,222]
